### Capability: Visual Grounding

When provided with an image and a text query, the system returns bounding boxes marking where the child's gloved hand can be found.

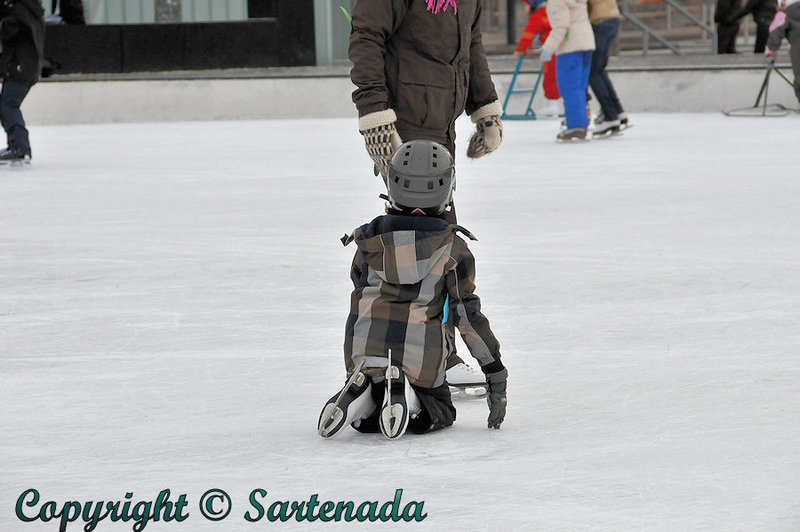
[358,109,403,178]
[485,368,508,429]
[540,49,553,62]
[467,102,503,159]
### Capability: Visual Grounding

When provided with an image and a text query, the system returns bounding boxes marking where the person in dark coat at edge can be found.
[728,0,778,53]
[349,0,503,391]
[0,0,45,165]
[716,0,743,53]
[48,0,85,24]
[766,0,800,102]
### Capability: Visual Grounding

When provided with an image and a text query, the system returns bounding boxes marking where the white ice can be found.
[2,113,800,531]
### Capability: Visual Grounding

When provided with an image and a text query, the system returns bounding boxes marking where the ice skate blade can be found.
[380,404,409,439]
[0,159,32,169]
[449,385,488,400]
[318,404,345,438]
[592,128,623,139]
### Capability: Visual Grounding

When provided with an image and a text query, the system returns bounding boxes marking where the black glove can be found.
[485,368,508,429]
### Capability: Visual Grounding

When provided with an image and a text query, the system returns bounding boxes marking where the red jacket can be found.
[515,5,552,52]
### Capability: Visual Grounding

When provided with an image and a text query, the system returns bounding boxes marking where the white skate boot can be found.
[446,362,488,398]
[537,99,561,119]
[318,365,377,438]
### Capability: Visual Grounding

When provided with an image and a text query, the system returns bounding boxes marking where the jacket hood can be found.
[345,214,476,285]
[352,218,456,285]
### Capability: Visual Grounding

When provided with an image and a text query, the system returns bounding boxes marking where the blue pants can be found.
[1,79,32,155]
[556,50,593,128]
[589,18,624,120]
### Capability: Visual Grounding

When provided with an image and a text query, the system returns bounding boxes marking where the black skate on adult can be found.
[0,147,32,168]
[318,361,376,438]
[592,112,631,138]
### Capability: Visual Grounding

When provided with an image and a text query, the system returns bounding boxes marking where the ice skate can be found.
[592,114,622,138]
[318,364,376,438]
[379,364,421,440]
[0,147,32,168]
[556,127,588,142]
[446,362,488,398]
[537,99,561,119]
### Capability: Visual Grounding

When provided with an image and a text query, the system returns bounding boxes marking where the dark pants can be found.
[58,0,86,24]
[352,381,456,434]
[754,22,769,54]
[0,79,33,155]
[589,18,624,120]
[792,47,800,103]
[717,22,739,54]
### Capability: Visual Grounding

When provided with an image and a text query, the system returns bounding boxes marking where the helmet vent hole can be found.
[439,179,444,186]
[432,162,437,168]
[403,161,408,166]
[403,179,410,188]
[428,181,434,190]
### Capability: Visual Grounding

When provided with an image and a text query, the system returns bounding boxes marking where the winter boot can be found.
[318,367,376,438]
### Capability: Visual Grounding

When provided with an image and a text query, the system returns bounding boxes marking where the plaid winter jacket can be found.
[343,214,502,388]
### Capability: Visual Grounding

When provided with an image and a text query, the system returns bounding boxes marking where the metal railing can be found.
[619,0,717,55]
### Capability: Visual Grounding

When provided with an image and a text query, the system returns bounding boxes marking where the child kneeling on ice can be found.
[318,140,508,440]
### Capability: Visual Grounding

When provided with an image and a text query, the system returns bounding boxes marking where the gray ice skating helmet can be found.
[387,140,455,215]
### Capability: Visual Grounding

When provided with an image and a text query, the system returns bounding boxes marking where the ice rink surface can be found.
[2,113,800,531]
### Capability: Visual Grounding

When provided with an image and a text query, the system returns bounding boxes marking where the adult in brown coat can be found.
[349,0,503,178]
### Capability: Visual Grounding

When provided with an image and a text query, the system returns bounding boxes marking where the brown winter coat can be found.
[588,0,622,24]
[343,214,502,388]
[543,0,596,55]
[349,0,498,146]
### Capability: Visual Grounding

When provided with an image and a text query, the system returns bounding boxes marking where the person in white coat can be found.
[540,0,596,140]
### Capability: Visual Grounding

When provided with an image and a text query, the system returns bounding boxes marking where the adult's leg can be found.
[556,52,590,128]
[589,18,623,119]
[754,21,769,54]
[792,48,800,103]
[717,23,739,54]
[60,0,86,24]
[0,80,32,155]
